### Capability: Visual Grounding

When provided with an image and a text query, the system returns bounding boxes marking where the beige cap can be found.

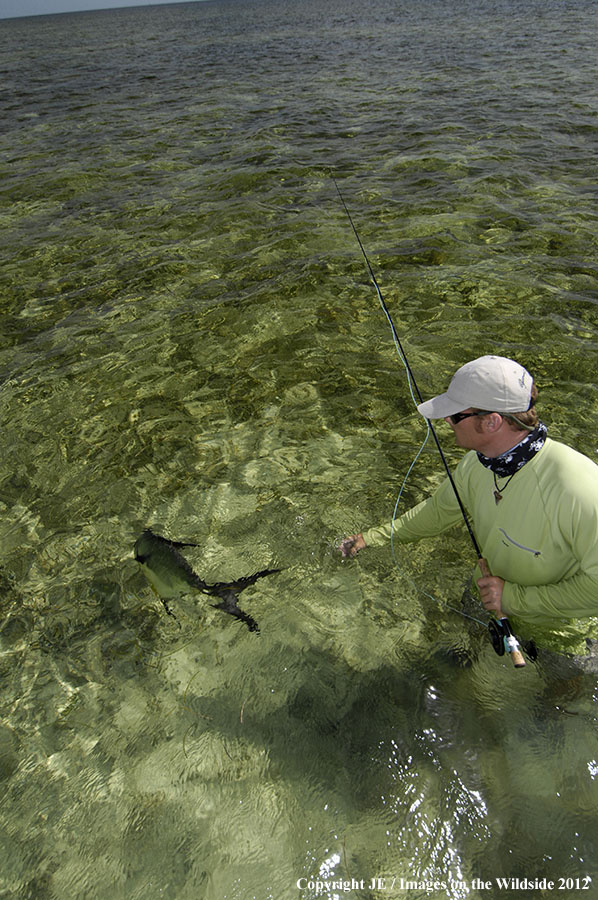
[417,356,533,419]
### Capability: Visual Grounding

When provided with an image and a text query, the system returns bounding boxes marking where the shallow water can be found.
[1,0,598,897]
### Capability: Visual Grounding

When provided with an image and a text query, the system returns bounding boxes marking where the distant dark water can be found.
[1,1,598,898]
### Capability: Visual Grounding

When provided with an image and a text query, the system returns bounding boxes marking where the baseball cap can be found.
[417,356,533,419]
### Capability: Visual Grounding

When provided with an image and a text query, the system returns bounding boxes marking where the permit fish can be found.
[134,529,279,633]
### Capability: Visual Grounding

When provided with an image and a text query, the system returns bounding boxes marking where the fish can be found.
[133,529,280,633]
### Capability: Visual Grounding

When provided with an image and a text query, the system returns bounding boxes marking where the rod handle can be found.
[499,621,527,668]
[478,557,492,579]
[478,558,526,668]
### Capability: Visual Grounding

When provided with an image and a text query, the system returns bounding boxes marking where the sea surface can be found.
[1,0,598,897]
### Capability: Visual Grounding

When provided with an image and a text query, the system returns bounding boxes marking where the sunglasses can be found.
[449,410,489,425]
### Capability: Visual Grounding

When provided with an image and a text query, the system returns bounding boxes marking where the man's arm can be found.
[340,475,466,556]
[501,572,598,621]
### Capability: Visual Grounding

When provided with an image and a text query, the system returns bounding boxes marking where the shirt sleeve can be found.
[362,476,465,547]
[502,574,598,620]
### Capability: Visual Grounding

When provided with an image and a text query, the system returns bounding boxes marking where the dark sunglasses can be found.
[449,410,489,425]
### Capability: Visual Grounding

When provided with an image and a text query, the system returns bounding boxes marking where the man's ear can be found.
[484,412,505,432]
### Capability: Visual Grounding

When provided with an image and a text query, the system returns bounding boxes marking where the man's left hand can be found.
[477,574,506,615]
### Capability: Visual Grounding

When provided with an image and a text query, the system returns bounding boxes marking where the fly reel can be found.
[488,619,537,662]
[488,619,506,655]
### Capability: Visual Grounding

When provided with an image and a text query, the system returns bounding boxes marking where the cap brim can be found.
[417,393,467,419]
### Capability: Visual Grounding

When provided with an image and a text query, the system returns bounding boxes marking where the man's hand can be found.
[340,534,366,557]
[477,573,506,615]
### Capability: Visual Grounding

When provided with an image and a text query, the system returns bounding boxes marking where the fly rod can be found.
[334,176,526,668]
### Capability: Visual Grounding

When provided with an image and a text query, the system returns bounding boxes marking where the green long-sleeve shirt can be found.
[363,438,598,641]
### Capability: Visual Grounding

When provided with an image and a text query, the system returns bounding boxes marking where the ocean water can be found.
[1,0,598,897]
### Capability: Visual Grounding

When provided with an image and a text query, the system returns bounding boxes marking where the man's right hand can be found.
[339,534,366,557]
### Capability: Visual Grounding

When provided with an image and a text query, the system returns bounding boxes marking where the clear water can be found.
[1,0,598,897]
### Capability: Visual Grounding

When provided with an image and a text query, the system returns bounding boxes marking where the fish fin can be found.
[208,567,282,596]
[167,539,201,549]
[159,597,181,628]
[211,598,260,633]
[143,529,200,550]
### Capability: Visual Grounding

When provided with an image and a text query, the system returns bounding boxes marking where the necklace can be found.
[493,470,518,504]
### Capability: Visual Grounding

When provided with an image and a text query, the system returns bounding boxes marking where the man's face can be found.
[444,409,486,450]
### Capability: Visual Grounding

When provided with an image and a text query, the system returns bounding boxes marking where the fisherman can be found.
[340,355,598,652]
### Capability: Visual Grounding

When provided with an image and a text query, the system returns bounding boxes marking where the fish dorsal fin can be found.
[144,529,200,550]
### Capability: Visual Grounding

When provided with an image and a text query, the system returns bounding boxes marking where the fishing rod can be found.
[333,176,526,668]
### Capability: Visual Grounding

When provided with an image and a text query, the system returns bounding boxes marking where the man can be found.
[340,356,598,652]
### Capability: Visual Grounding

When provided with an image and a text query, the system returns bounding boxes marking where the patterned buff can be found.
[476,422,548,477]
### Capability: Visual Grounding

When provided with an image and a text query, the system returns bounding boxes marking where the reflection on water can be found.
[1,0,598,897]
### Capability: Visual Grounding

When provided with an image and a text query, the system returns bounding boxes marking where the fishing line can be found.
[332,176,493,632]
[333,177,483,557]
[390,459,488,629]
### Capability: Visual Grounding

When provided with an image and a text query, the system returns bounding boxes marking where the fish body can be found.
[134,530,209,597]
[134,529,278,632]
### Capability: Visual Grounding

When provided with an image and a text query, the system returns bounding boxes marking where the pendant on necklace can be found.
[493,490,503,505]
